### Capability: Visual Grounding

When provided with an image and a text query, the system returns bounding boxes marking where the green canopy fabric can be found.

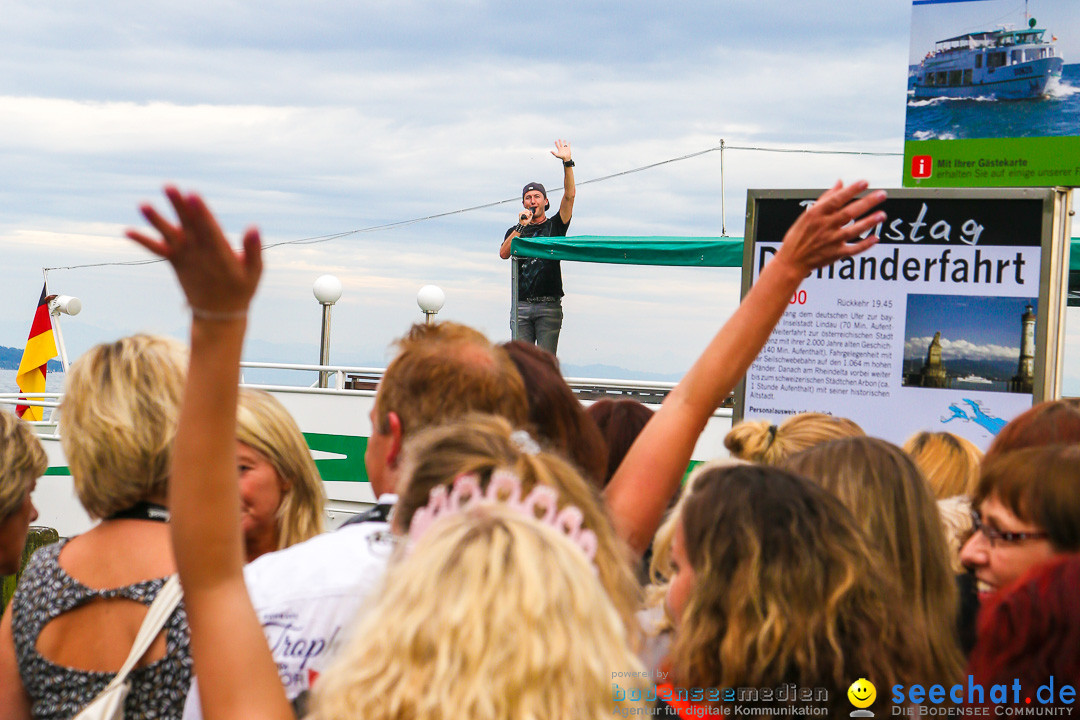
[511,236,745,267]
[512,235,1080,269]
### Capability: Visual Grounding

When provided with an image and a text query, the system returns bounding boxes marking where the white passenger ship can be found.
[912,21,1064,100]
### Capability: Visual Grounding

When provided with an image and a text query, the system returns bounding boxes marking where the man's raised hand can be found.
[551,139,572,162]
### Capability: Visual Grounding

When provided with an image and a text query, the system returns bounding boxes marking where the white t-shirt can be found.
[181,519,392,720]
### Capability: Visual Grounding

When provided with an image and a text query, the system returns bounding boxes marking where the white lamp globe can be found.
[417,285,446,314]
[313,275,343,305]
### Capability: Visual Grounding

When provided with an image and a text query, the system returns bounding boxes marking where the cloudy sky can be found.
[2,0,1077,391]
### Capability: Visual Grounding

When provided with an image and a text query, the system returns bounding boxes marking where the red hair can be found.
[586,399,654,487]
[985,400,1080,461]
[968,554,1080,704]
[501,341,607,487]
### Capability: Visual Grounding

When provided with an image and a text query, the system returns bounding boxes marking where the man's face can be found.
[365,406,394,498]
[523,190,546,217]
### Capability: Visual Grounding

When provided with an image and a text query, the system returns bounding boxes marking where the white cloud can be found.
[904,335,1020,362]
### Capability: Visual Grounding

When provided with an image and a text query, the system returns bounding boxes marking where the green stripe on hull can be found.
[303,432,369,484]
[46,436,370,484]
[48,441,698,486]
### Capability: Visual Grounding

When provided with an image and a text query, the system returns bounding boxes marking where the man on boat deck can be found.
[499,138,575,356]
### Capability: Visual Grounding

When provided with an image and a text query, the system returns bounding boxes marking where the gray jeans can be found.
[514,299,563,355]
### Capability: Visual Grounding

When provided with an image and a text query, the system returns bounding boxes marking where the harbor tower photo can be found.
[902,294,1038,393]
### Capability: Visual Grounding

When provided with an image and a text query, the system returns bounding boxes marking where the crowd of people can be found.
[0,181,1077,720]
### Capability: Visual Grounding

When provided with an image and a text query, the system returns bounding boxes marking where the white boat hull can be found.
[913,56,1063,100]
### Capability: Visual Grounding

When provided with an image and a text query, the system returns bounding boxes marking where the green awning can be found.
[511,236,745,267]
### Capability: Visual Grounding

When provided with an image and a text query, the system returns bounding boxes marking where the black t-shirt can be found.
[504,213,570,300]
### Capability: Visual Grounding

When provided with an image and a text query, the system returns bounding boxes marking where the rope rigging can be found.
[44,141,902,273]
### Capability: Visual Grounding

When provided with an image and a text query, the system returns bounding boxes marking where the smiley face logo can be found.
[848,678,876,709]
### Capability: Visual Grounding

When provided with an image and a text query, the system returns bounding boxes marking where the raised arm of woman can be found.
[127,187,291,720]
[604,181,887,556]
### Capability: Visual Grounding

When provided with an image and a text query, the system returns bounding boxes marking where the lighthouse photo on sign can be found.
[901,293,1038,394]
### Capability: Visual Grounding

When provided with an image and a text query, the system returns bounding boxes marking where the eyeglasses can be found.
[969,509,1050,547]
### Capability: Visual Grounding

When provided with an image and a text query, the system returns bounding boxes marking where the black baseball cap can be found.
[522,182,551,211]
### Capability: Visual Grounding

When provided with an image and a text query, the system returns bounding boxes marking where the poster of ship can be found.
[903,0,1080,187]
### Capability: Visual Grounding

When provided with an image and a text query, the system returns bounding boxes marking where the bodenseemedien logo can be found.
[849,678,877,717]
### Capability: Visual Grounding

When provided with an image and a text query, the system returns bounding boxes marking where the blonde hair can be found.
[670,462,916,716]
[60,335,187,519]
[641,484,684,637]
[724,412,863,465]
[236,389,325,550]
[395,414,642,646]
[937,495,974,574]
[784,437,965,686]
[0,412,47,518]
[311,505,648,720]
[903,431,983,498]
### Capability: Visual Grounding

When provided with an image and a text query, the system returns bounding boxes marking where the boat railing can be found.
[0,394,63,437]
[238,360,385,393]
[0,362,734,432]
[238,361,732,413]
[237,361,736,412]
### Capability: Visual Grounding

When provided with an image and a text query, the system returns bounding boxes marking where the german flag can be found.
[16,285,58,421]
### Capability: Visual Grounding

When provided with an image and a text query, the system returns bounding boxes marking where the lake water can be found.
[0,368,65,408]
[905,64,1080,140]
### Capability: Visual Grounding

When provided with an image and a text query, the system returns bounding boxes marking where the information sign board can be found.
[736,188,1067,450]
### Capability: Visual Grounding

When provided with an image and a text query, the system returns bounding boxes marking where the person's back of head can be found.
[310,504,648,720]
[669,462,914,715]
[587,398,654,487]
[394,413,640,640]
[501,340,607,486]
[723,412,863,466]
[784,436,965,685]
[374,322,528,440]
[985,400,1080,461]
[60,334,187,518]
[903,430,983,499]
[0,411,46,519]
